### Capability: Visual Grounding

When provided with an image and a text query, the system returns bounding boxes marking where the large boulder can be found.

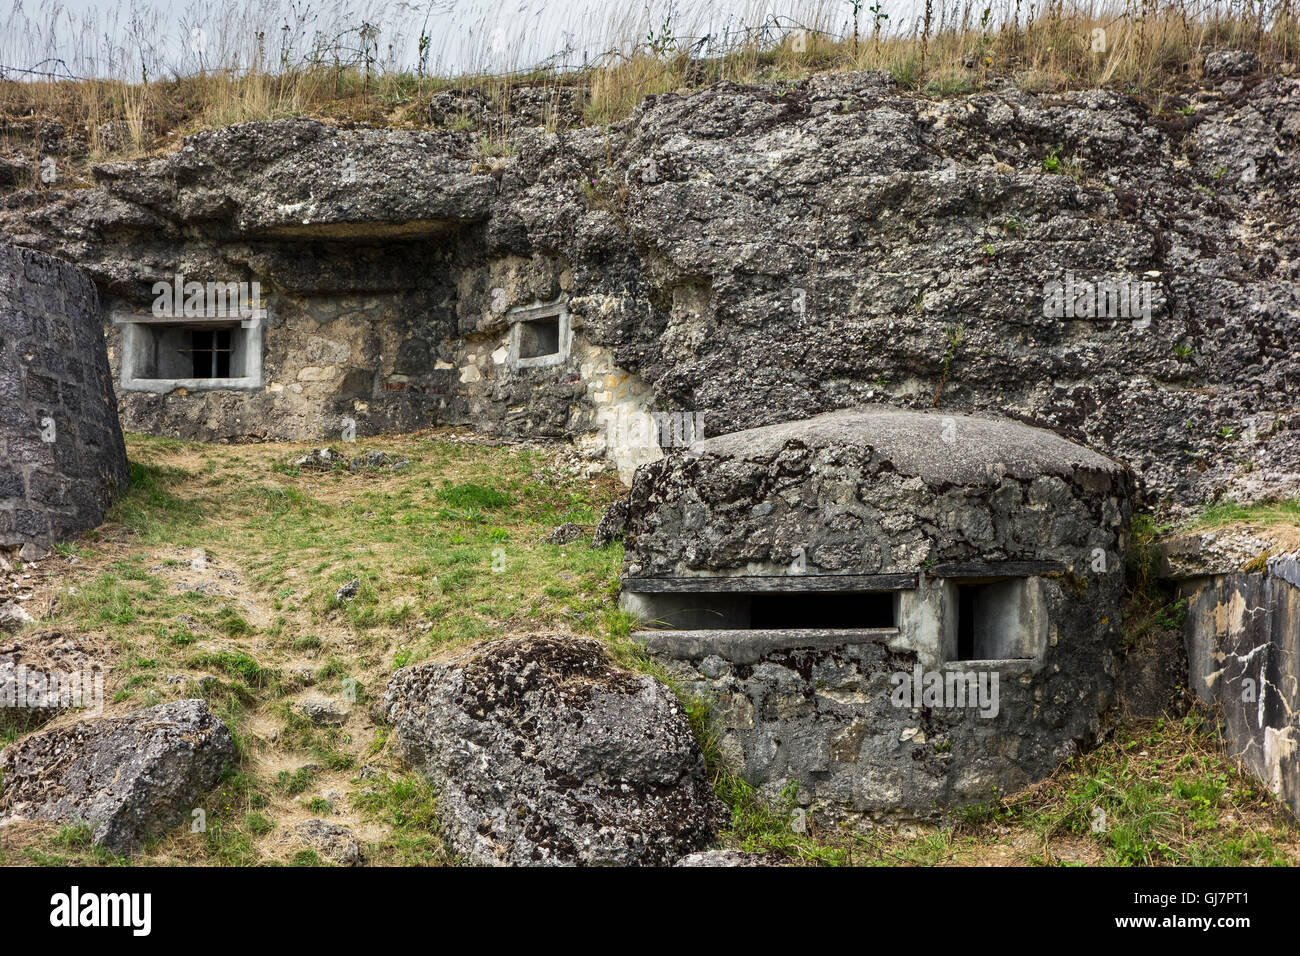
[383,634,724,865]
[0,698,236,854]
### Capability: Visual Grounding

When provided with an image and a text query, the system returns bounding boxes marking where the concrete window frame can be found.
[940,575,1047,663]
[507,299,570,370]
[114,310,265,393]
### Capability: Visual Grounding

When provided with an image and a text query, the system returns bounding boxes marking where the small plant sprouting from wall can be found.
[1043,143,1063,173]
[944,322,965,366]
[931,322,965,406]
[1120,511,1190,650]
[581,172,627,212]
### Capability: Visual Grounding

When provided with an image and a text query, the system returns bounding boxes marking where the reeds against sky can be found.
[2,0,1290,81]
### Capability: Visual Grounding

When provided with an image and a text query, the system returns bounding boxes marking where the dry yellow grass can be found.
[0,1,1296,178]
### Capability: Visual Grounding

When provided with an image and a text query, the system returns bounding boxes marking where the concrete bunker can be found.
[620,407,1134,822]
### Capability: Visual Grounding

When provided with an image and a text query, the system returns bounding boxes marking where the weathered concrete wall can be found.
[1181,554,1300,819]
[442,253,662,481]
[650,626,1077,824]
[0,244,128,556]
[4,67,1298,502]
[102,243,460,441]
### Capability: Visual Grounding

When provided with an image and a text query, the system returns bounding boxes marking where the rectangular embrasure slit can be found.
[629,588,899,631]
[949,578,1037,661]
[517,314,560,359]
[748,591,894,629]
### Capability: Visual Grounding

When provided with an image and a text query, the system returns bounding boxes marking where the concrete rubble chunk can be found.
[0,601,34,633]
[673,849,783,866]
[0,628,105,730]
[1203,49,1260,76]
[0,699,236,854]
[294,695,349,726]
[383,633,724,866]
[291,819,364,866]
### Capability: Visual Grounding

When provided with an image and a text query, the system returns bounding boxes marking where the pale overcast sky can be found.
[1,0,934,79]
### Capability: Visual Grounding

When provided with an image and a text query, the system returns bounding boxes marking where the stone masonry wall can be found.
[0,244,128,555]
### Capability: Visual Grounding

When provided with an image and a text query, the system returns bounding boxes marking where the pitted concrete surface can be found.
[686,407,1126,485]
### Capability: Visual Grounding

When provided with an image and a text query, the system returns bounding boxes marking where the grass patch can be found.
[351,772,452,866]
[956,712,1297,866]
[1193,497,1300,530]
[436,481,511,510]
